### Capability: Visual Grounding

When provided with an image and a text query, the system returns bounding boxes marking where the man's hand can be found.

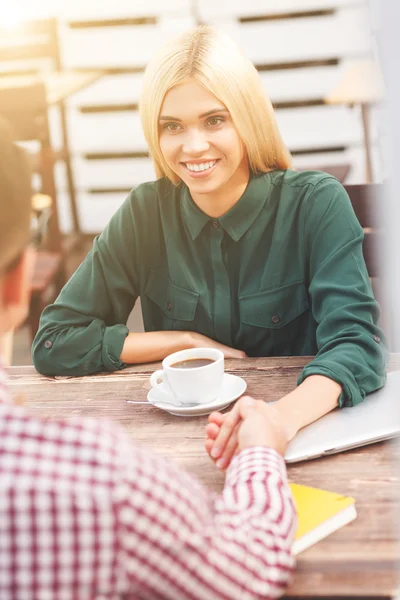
[204,396,292,470]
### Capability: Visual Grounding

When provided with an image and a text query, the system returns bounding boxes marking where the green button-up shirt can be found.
[33,170,387,406]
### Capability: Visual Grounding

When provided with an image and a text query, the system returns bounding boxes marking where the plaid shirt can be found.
[0,361,296,600]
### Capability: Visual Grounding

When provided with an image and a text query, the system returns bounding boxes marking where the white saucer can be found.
[148,373,247,417]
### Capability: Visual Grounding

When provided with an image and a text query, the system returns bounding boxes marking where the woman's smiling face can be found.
[159,80,249,201]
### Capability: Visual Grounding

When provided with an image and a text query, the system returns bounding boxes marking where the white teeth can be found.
[185,160,217,172]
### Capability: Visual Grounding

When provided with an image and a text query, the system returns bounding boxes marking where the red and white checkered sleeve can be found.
[115,442,296,600]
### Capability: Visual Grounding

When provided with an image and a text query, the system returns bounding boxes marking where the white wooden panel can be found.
[66,62,351,108]
[215,7,372,64]
[61,17,195,68]
[61,0,191,20]
[276,105,365,150]
[65,110,146,152]
[54,157,156,190]
[75,191,128,233]
[67,73,143,106]
[64,104,371,154]
[0,1,62,23]
[56,190,74,234]
[292,145,383,183]
[198,0,366,21]
[5,0,191,21]
[260,60,356,102]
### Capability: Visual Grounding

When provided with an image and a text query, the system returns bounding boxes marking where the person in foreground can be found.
[0,121,296,599]
[33,26,387,442]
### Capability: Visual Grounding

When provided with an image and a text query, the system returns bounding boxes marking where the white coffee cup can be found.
[149,347,224,405]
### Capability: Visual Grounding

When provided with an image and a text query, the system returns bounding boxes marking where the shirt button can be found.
[167,302,172,311]
[373,335,381,343]
[44,340,52,349]
[212,220,220,229]
[271,315,280,324]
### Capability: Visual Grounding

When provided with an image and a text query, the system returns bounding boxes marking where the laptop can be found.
[285,370,400,463]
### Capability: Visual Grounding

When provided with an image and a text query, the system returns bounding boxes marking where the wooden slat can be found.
[291,145,347,155]
[87,187,133,194]
[83,151,149,159]
[75,66,145,75]
[68,16,158,28]
[78,99,325,113]
[79,103,138,113]
[239,8,335,22]
[257,58,340,71]
[71,59,340,76]
[198,0,366,20]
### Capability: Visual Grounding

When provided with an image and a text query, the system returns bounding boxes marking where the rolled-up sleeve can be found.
[297,179,388,406]
[32,192,139,376]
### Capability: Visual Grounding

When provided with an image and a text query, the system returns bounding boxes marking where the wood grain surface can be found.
[7,356,400,598]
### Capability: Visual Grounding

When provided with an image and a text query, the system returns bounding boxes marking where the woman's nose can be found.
[182,130,210,155]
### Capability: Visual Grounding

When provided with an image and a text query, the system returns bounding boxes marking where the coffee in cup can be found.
[170,358,215,369]
[149,348,224,405]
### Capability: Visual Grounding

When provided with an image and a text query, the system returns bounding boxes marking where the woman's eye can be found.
[207,116,224,126]
[163,122,182,132]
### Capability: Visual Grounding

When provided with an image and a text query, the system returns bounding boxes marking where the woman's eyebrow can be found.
[159,108,229,121]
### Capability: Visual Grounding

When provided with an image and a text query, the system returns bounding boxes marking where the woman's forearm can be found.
[274,374,342,440]
[120,330,247,364]
[120,331,194,364]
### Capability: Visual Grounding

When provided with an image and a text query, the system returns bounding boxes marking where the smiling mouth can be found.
[183,160,219,173]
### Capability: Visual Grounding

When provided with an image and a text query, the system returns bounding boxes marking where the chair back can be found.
[0,19,60,73]
[344,184,383,279]
[344,183,390,346]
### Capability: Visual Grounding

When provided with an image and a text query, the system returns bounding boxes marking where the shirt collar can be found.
[0,357,12,405]
[181,172,272,241]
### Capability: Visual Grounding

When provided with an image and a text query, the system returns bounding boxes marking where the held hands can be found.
[204,396,294,470]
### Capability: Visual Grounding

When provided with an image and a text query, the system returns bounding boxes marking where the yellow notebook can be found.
[290,483,357,555]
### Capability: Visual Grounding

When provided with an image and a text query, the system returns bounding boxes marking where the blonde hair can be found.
[139,25,292,184]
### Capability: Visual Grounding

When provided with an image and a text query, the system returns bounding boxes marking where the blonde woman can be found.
[33,26,387,452]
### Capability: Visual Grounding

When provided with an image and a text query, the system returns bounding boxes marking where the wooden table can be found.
[7,356,400,599]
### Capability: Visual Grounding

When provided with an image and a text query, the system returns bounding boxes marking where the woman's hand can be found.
[188,331,247,358]
[204,396,293,470]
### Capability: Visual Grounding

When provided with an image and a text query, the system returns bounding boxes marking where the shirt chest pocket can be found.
[144,270,199,329]
[239,280,309,335]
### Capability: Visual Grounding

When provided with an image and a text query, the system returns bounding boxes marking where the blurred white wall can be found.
[370,0,400,349]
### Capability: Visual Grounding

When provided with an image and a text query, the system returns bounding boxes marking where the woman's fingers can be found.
[223,348,247,358]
